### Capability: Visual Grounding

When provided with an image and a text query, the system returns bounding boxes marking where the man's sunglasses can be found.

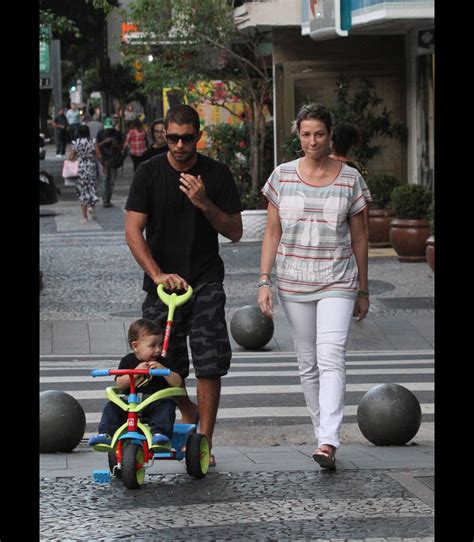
[165,133,197,144]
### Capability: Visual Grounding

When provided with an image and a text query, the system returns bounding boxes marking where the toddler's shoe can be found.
[88,433,112,446]
[152,433,170,446]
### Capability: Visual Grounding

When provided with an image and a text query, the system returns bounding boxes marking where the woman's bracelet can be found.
[357,289,369,298]
[258,279,273,289]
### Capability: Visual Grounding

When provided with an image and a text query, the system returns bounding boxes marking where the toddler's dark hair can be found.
[128,319,163,346]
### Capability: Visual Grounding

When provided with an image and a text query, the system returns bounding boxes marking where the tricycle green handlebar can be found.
[157,283,193,308]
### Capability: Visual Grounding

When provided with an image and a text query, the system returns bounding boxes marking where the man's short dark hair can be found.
[165,104,200,133]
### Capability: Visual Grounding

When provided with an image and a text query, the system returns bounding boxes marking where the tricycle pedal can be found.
[93,470,111,483]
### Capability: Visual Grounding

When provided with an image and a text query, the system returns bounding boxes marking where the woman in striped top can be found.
[257,103,369,469]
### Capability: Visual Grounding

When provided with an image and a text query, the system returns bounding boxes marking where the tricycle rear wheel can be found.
[185,433,209,478]
[121,443,145,489]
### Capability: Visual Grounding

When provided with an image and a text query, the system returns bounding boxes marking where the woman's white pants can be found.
[280,297,354,449]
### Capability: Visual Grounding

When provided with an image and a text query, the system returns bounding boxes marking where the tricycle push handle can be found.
[90,368,171,377]
[157,283,194,358]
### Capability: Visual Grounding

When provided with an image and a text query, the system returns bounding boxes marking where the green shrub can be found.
[206,123,273,209]
[365,174,401,209]
[390,184,433,220]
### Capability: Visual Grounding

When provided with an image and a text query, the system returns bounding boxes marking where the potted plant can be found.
[365,174,401,247]
[425,202,434,272]
[207,123,272,242]
[389,184,432,262]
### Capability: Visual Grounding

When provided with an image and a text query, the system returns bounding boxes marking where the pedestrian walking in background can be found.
[69,124,99,223]
[66,103,81,143]
[124,104,243,468]
[140,118,168,162]
[85,109,104,197]
[330,121,372,239]
[257,103,369,469]
[52,106,68,157]
[88,319,182,448]
[95,117,124,208]
[86,108,104,140]
[124,103,137,129]
[124,118,148,172]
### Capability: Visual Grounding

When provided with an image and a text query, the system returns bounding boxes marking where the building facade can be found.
[235,0,434,186]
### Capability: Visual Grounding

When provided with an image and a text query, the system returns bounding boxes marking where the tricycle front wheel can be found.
[185,433,209,478]
[121,443,145,489]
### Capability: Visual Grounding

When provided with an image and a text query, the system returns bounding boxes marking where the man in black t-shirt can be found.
[52,107,68,156]
[125,104,243,467]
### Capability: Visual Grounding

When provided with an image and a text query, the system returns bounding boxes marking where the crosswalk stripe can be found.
[40,359,434,371]
[55,382,434,400]
[40,367,434,383]
[83,403,435,425]
[39,350,434,361]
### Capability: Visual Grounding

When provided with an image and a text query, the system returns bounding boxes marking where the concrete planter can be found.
[219,209,268,244]
[425,235,435,272]
[368,208,395,247]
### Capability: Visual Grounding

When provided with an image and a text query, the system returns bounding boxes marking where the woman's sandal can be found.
[209,454,216,467]
[312,445,336,470]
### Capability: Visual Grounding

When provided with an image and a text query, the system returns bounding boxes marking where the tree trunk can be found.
[257,107,266,187]
[248,100,259,196]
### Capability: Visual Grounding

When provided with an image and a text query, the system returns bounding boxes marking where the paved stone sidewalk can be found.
[40,468,434,541]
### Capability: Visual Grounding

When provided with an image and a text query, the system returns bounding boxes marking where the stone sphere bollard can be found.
[357,383,422,446]
[40,390,86,453]
[230,304,274,350]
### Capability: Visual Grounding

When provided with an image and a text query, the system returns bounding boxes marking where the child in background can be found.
[88,319,182,447]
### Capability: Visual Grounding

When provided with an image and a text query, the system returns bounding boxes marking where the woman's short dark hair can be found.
[331,122,360,156]
[78,124,90,138]
[165,104,200,133]
[293,103,333,134]
[127,318,163,346]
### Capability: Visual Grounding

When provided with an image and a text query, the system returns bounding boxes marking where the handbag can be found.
[62,159,79,179]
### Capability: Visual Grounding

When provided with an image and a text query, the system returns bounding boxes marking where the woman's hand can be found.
[258,286,273,320]
[353,297,369,321]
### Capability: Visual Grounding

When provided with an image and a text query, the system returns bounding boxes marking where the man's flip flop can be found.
[209,454,216,467]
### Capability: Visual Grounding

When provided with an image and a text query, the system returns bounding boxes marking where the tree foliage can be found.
[284,75,408,172]
[123,0,273,195]
[330,75,408,169]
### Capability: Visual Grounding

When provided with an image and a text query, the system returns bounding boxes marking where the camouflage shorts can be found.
[142,282,232,379]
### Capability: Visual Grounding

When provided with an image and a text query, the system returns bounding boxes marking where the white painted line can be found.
[40,359,434,370]
[40,367,434,383]
[39,349,434,361]
[60,382,434,400]
[83,403,435,424]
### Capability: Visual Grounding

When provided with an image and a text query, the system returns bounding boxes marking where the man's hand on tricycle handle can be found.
[154,272,188,291]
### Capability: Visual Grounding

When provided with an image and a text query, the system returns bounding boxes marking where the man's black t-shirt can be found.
[125,152,242,293]
[117,353,171,395]
[141,144,168,162]
[96,128,124,164]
